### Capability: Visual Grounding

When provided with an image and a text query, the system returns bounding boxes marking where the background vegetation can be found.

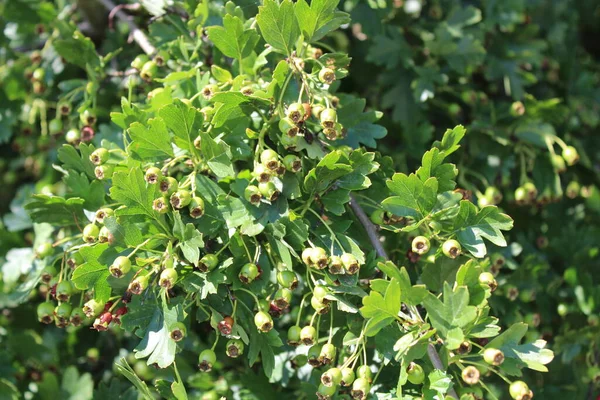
[0,0,599,399]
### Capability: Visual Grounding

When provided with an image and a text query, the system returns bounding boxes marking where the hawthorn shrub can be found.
[0,0,596,399]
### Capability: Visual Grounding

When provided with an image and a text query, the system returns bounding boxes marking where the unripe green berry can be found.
[83,299,105,318]
[328,255,344,274]
[140,60,158,80]
[254,311,273,333]
[522,182,538,201]
[159,268,178,289]
[278,117,299,137]
[407,362,425,385]
[145,167,162,184]
[351,377,371,400]
[340,253,359,274]
[357,365,372,382]
[95,165,114,180]
[245,185,262,205]
[485,186,503,204]
[201,84,219,99]
[479,272,497,292]
[321,367,342,387]
[286,102,305,123]
[319,343,336,365]
[461,366,480,385]
[313,285,329,303]
[562,145,579,166]
[239,263,260,284]
[79,109,96,126]
[514,186,528,204]
[159,177,178,195]
[55,281,74,302]
[169,322,186,342]
[287,325,302,346]
[318,68,336,85]
[198,349,217,372]
[48,119,63,135]
[98,226,111,243]
[110,256,132,278]
[442,239,461,259]
[226,339,245,358]
[65,128,81,144]
[128,274,150,295]
[320,108,337,128]
[153,197,169,213]
[260,149,280,171]
[509,381,530,400]
[36,242,53,258]
[277,270,298,289]
[309,247,329,269]
[37,301,55,324]
[317,383,336,399]
[198,254,219,273]
[283,154,302,173]
[258,181,280,202]
[70,307,86,326]
[311,295,329,314]
[308,344,323,367]
[170,190,192,209]
[90,148,109,165]
[83,223,100,243]
[189,196,205,218]
[411,236,430,255]
[95,208,114,223]
[131,54,149,70]
[483,348,505,366]
[300,325,317,346]
[273,287,293,309]
[340,367,355,386]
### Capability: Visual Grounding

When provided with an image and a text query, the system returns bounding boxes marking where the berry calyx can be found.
[226,339,244,358]
[198,349,217,372]
[189,196,205,218]
[411,236,430,255]
[407,362,425,385]
[109,256,132,278]
[198,254,219,273]
[169,322,186,342]
[300,325,317,346]
[144,167,162,184]
[483,348,505,366]
[461,366,480,385]
[442,239,462,258]
[254,311,273,333]
[239,263,260,284]
[159,268,178,289]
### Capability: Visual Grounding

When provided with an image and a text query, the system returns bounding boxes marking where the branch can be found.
[348,193,459,400]
[97,0,156,56]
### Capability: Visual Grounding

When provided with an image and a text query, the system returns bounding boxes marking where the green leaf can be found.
[304,150,353,193]
[207,14,259,60]
[427,369,453,395]
[256,0,300,55]
[110,168,160,219]
[422,282,477,338]
[248,329,283,379]
[337,94,387,149]
[210,64,232,82]
[210,92,249,128]
[57,143,96,180]
[135,299,184,368]
[453,201,514,257]
[121,294,159,338]
[173,212,204,264]
[294,0,350,42]
[53,31,100,69]
[159,100,202,153]
[24,195,86,226]
[382,174,438,220]
[60,366,94,400]
[63,171,106,210]
[127,118,174,161]
[114,358,155,400]
[198,131,235,178]
[485,323,554,372]
[360,278,401,336]
[71,244,114,302]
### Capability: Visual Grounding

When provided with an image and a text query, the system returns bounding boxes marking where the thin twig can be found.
[348,194,388,259]
[348,193,459,399]
[97,0,156,55]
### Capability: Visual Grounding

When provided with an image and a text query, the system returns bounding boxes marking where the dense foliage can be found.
[0,1,597,400]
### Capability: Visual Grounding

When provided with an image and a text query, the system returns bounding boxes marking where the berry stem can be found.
[296,292,311,326]
[239,235,253,263]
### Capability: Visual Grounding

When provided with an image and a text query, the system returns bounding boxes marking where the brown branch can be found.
[348,193,459,399]
[97,0,156,56]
